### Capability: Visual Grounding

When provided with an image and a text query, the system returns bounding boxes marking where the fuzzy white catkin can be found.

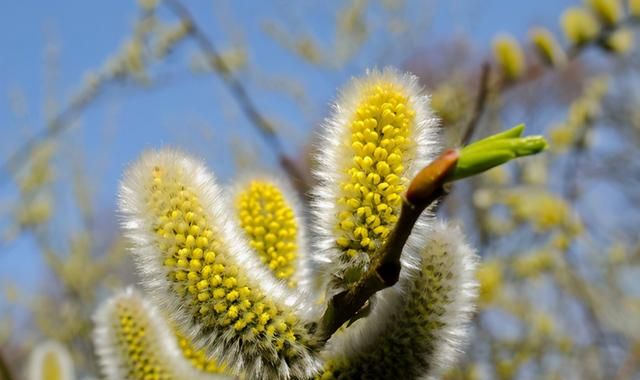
[93,287,232,380]
[311,67,440,297]
[317,221,478,380]
[118,149,321,380]
[26,340,75,380]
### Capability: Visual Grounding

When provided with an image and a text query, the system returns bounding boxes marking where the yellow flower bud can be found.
[561,7,600,45]
[585,0,623,26]
[27,341,75,380]
[630,0,640,16]
[493,34,526,80]
[529,27,567,66]
[603,28,635,54]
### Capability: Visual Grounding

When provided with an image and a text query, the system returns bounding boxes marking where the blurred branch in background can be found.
[0,351,12,380]
[460,63,491,145]
[163,0,310,197]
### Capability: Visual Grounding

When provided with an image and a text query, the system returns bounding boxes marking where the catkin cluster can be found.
[492,0,637,81]
[92,68,485,380]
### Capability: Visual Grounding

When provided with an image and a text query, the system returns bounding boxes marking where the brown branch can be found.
[0,350,13,380]
[461,63,491,146]
[312,149,459,344]
[616,342,640,380]
[163,0,309,197]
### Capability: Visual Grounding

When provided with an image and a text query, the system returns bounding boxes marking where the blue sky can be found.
[0,0,577,299]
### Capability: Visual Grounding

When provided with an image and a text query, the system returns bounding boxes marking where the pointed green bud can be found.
[449,125,548,181]
[463,124,525,150]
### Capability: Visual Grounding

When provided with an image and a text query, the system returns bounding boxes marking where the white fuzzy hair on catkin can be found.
[26,340,75,380]
[93,287,232,380]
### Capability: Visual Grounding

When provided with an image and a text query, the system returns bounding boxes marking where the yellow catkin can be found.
[147,164,308,371]
[529,27,567,67]
[604,28,635,54]
[236,181,299,286]
[113,299,172,379]
[561,7,600,45]
[42,352,62,380]
[315,224,476,379]
[335,82,414,262]
[631,0,640,17]
[493,34,526,80]
[175,331,226,373]
[27,342,74,380]
[477,260,503,305]
[585,0,622,26]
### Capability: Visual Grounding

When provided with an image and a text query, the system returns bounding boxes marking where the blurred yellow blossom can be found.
[630,0,640,16]
[477,260,503,305]
[431,83,471,126]
[513,250,555,278]
[155,21,191,58]
[503,189,574,232]
[561,7,600,45]
[585,0,623,26]
[533,312,556,336]
[138,0,157,11]
[549,75,609,151]
[529,27,567,66]
[493,34,526,80]
[603,28,635,54]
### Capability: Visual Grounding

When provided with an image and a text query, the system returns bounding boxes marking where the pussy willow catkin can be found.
[312,68,439,294]
[27,340,75,380]
[93,287,231,380]
[118,150,320,380]
[316,222,478,380]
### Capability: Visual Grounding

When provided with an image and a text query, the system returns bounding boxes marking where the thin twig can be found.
[0,350,13,380]
[616,342,640,380]
[0,105,81,188]
[461,63,491,146]
[163,0,310,197]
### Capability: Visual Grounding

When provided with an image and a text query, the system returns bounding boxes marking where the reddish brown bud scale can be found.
[405,149,459,208]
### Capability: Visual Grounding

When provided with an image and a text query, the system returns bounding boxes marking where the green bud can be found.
[448,125,548,181]
[469,124,525,146]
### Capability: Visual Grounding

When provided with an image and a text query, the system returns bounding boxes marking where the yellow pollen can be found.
[175,330,227,373]
[113,300,171,379]
[41,351,62,380]
[336,82,414,261]
[235,180,299,285]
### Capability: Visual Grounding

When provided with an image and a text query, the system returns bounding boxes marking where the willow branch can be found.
[0,101,86,188]
[461,63,491,146]
[313,149,460,344]
[163,0,309,197]
[0,350,13,380]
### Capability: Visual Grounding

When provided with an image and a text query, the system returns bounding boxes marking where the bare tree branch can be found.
[0,350,13,380]
[461,63,491,146]
[163,0,310,197]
